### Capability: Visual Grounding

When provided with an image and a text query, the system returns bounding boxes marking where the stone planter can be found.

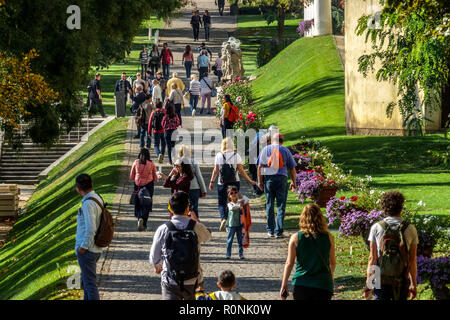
[315,186,337,208]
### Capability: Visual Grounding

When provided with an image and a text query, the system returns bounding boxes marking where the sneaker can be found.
[275,234,285,239]
[158,154,163,164]
[192,109,196,117]
[138,219,144,232]
[133,134,140,139]
[267,232,275,238]
[225,256,230,260]
[239,256,245,260]
[219,219,227,232]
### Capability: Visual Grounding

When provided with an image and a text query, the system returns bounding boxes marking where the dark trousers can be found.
[192,24,200,40]
[153,132,166,157]
[175,103,182,127]
[190,94,199,112]
[134,181,154,227]
[217,182,240,220]
[222,119,234,138]
[199,67,208,80]
[150,63,159,75]
[88,98,105,117]
[218,3,224,16]
[162,64,170,79]
[76,250,101,300]
[141,64,148,77]
[374,281,410,300]
[189,189,201,217]
[165,129,175,165]
[293,285,333,300]
[264,175,288,236]
[204,24,210,41]
[249,164,263,195]
[184,61,193,79]
[140,123,151,148]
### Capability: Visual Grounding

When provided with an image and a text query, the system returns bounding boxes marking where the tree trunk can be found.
[277,6,286,42]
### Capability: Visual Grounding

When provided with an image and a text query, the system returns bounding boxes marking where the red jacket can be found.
[161,48,174,65]
[148,108,166,134]
[163,174,192,194]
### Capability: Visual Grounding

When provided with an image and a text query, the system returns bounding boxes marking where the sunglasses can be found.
[228,190,238,195]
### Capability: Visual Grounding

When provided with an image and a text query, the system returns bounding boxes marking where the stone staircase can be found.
[0,118,105,185]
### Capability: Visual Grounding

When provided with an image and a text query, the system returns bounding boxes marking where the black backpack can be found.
[164,220,199,291]
[152,109,165,131]
[219,152,237,185]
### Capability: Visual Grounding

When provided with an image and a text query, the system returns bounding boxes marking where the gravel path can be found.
[98,1,292,300]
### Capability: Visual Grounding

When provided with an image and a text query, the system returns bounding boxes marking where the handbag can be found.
[130,189,138,205]
[202,78,217,97]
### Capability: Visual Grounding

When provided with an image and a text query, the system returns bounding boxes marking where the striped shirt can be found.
[189,80,201,96]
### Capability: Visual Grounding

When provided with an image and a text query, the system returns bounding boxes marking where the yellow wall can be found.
[345,0,441,135]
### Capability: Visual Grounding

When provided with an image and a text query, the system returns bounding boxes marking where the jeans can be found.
[192,24,200,40]
[174,103,182,127]
[201,92,211,111]
[153,132,166,158]
[190,94,199,112]
[165,129,175,165]
[134,181,154,227]
[140,123,151,148]
[293,286,333,300]
[226,226,244,258]
[150,63,158,75]
[216,70,223,83]
[204,24,210,41]
[162,64,170,79]
[88,98,105,117]
[217,182,240,220]
[189,189,201,218]
[141,64,148,77]
[76,250,101,300]
[184,61,193,79]
[264,175,288,236]
[374,281,410,301]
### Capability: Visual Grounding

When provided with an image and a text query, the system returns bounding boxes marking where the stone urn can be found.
[315,186,337,208]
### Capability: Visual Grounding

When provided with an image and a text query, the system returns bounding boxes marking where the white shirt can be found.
[214,151,242,185]
[200,77,213,95]
[152,85,162,101]
[189,80,201,96]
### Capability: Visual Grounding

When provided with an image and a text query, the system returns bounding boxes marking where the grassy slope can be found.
[237,14,301,76]
[250,36,449,217]
[0,118,128,300]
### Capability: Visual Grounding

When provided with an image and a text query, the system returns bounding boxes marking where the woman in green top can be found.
[280,204,336,300]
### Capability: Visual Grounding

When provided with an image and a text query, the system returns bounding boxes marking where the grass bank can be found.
[0,118,128,300]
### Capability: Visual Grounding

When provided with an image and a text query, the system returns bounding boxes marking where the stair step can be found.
[0,174,39,179]
[0,167,45,172]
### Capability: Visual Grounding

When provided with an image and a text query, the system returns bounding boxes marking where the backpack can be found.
[377,220,410,288]
[164,220,199,291]
[219,152,237,185]
[227,104,239,123]
[164,115,179,131]
[267,147,285,171]
[152,109,165,131]
[138,186,152,209]
[87,197,115,248]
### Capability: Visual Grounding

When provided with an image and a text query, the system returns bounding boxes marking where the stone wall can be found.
[345,0,441,135]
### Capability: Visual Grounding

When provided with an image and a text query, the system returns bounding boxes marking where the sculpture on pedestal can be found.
[221,37,245,81]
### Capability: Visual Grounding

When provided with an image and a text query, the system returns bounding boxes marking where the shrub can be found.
[257,38,297,67]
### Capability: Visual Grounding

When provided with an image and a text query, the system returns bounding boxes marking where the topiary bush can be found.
[257,38,297,67]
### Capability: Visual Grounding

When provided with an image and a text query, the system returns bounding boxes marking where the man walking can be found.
[196,42,213,59]
[87,73,106,118]
[114,72,132,108]
[150,191,212,300]
[197,50,210,80]
[161,43,174,79]
[139,46,149,76]
[75,173,104,300]
[216,0,225,16]
[257,133,297,238]
[190,10,202,41]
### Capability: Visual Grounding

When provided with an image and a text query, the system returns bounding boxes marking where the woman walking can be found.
[162,104,180,165]
[188,74,201,117]
[152,79,162,104]
[214,52,223,83]
[168,83,184,127]
[209,137,256,231]
[178,145,207,219]
[130,148,158,231]
[221,94,236,138]
[182,45,194,80]
[149,44,161,76]
[200,72,214,115]
[202,10,211,42]
[280,204,336,300]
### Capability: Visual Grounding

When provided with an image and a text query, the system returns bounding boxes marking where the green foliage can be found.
[0,0,183,146]
[256,38,296,67]
[356,0,450,134]
[331,3,344,35]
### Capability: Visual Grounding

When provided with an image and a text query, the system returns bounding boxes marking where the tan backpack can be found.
[87,197,115,248]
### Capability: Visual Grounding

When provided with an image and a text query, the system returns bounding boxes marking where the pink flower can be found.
[245,121,249,125]
[236,96,242,103]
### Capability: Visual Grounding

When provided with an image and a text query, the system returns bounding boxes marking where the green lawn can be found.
[0,118,128,300]
[237,14,301,76]
[90,17,165,115]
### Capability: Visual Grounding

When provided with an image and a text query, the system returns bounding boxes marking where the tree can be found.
[245,0,305,41]
[0,0,184,147]
[356,0,449,134]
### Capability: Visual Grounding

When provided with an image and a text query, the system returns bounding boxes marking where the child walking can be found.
[195,270,246,300]
[226,186,249,260]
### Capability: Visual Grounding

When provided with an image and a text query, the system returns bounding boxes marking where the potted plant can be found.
[417,255,450,300]
[296,171,337,207]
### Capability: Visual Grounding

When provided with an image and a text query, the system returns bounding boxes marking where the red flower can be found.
[319,176,324,182]
[327,180,335,184]
[351,196,358,202]
[340,196,346,200]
